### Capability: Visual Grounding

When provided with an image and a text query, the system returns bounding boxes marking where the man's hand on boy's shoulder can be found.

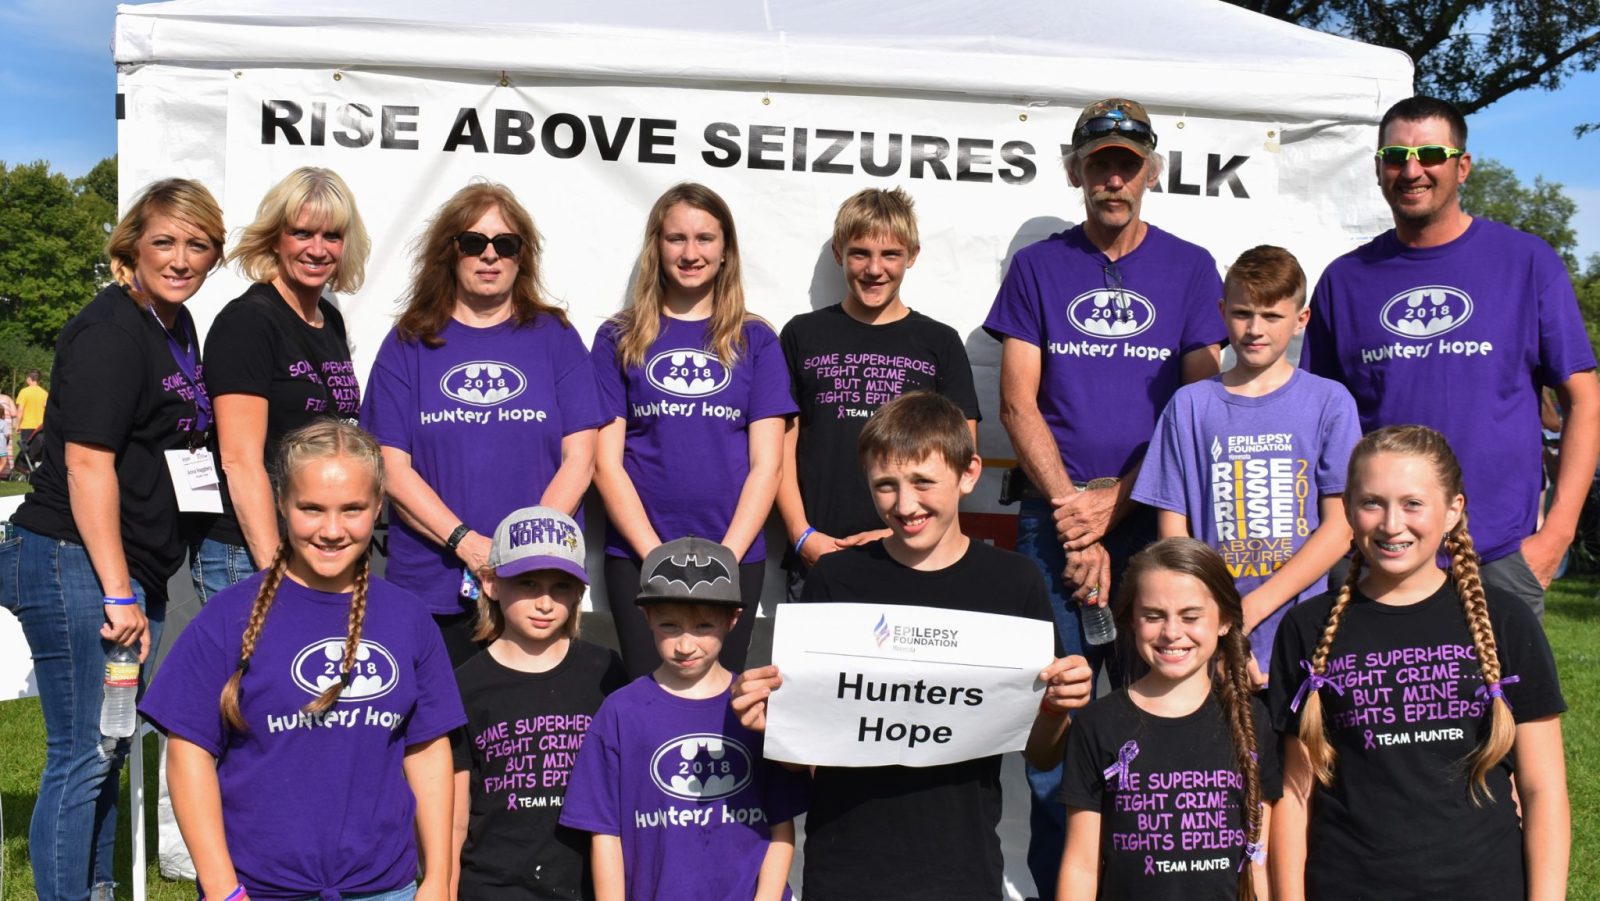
[1037,655,1093,718]
[731,665,784,732]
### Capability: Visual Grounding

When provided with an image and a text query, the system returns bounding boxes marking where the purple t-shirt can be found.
[984,225,1226,481]
[361,316,605,613]
[139,572,467,901]
[591,317,796,562]
[559,676,810,901]
[1301,218,1596,563]
[1133,370,1360,664]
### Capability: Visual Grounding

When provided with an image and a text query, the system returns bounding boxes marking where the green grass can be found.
[0,483,32,498]
[1,577,1596,899]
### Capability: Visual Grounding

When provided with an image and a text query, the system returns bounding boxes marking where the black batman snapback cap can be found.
[636,536,743,607]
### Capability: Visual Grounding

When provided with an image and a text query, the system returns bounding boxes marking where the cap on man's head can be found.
[1072,98,1157,158]
[489,506,588,584]
[636,537,742,607]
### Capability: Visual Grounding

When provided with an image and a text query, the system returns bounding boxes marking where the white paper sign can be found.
[764,602,1054,768]
[164,448,223,514]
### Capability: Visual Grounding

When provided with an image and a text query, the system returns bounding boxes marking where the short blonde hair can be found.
[228,167,371,295]
[106,179,226,288]
[831,187,919,257]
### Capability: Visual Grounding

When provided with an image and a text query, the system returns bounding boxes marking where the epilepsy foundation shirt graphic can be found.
[592,317,796,563]
[362,317,604,613]
[1301,218,1596,564]
[1134,371,1359,664]
[1060,692,1281,900]
[984,224,1225,481]
[139,573,466,901]
[560,677,809,901]
[1269,584,1565,899]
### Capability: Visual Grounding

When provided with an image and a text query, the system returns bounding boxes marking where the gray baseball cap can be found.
[488,506,588,584]
[636,536,742,607]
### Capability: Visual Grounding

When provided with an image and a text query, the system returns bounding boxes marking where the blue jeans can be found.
[1014,499,1155,900]
[189,537,258,604]
[0,525,162,901]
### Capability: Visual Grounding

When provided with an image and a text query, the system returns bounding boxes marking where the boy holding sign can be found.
[734,392,1093,900]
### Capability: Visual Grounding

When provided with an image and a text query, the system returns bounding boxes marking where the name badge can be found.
[165,448,223,513]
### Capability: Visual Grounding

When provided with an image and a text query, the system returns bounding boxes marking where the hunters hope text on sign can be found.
[763,603,1053,767]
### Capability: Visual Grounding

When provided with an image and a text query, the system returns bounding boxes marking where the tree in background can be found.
[0,156,117,394]
[1228,0,1599,131]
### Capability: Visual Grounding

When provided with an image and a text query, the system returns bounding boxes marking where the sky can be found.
[2,0,1598,260]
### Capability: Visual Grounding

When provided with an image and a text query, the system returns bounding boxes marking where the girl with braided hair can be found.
[1268,425,1568,900]
[141,420,466,901]
[1058,538,1280,900]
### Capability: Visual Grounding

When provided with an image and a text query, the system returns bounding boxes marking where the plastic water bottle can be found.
[1082,601,1117,646]
[100,645,141,739]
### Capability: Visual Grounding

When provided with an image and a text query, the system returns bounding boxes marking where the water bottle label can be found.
[105,661,140,688]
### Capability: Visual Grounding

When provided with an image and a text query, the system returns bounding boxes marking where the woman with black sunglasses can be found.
[360,180,603,665]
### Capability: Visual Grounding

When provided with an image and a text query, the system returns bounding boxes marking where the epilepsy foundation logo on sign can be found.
[649,733,754,801]
[289,638,400,701]
[1066,289,1156,339]
[645,349,731,398]
[873,614,891,647]
[439,361,528,406]
[1379,286,1473,338]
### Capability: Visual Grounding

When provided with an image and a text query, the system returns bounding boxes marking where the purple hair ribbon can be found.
[1239,840,1267,871]
[1475,675,1521,711]
[1288,659,1346,713]
[1102,740,1140,790]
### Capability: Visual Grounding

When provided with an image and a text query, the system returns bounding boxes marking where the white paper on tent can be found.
[764,602,1054,768]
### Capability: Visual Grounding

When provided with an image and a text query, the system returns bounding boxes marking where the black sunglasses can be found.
[455,231,524,257]
[1074,115,1157,149]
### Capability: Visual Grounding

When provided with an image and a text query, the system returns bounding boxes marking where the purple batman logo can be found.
[289,637,400,702]
[645,348,731,399]
[439,361,528,406]
[649,733,754,801]
[1066,288,1156,339]
[1379,285,1473,338]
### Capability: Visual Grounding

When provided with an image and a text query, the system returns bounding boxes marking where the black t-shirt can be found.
[779,304,981,546]
[1060,691,1282,900]
[198,283,361,546]
[798,540,1057,901]
[450,640,629,901]
[13,284,207,602]
[1267,582,1564,900]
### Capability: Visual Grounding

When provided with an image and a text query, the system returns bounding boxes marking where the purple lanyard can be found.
[146,305,212,434]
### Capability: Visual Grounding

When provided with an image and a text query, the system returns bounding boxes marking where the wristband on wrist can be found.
[795,527,817,554]
[445,523,471,551]
[103,596,138,606]
[205,885,246,901]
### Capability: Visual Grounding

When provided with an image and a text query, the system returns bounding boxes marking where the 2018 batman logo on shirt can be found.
[645,349,731,398]
[649,733,754,801]
[439,361,528,406]
[289,638,400,701]
[1379,286,1473,338]
[1066,288,1156,339]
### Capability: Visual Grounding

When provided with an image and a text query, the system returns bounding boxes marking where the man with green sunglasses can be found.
[1301,95,1600,621]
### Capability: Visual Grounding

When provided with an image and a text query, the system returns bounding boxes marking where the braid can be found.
[219,545,293,731]
[1214,626,1263,900]
[305,552,372,715]
[1299,552,1362,786]
[1444,519,1516,802]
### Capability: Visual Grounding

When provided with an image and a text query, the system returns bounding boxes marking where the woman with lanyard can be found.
[191,167,370,600]
[0,178,225,901]
[361,180,603,666]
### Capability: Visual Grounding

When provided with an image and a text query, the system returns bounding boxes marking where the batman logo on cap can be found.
[646,553,733,592]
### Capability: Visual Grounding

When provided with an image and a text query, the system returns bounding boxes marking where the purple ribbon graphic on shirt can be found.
[1102,740,1140,790]
[507,793,518,811]
[1238,841,1267,872]
[1144,855,1155,876]
[1363,730,1375,749]
[1475,675,1521,711]
[1289,659,1346,712]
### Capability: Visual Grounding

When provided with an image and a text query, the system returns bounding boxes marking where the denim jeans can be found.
[0,525,162,901]
[1013,499,1155,900]
[189,537,258,604]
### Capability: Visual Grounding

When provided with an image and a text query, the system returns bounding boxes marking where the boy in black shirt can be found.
[735,392,1092,900]
[776,188,982,597]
